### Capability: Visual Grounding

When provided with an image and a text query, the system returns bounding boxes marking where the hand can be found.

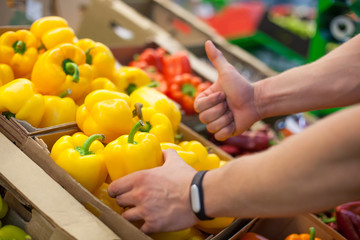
[194,40,261,140]
[108,149,198,233]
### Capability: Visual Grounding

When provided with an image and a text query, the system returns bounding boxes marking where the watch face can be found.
[190,184,201,213]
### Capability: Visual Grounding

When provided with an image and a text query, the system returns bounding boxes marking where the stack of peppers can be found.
[0,16,154,128]
[129,47,212,114]
[318,201,360,240]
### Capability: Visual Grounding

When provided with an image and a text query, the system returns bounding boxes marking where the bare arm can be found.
[255,34,360,119]
[204,105,360,218]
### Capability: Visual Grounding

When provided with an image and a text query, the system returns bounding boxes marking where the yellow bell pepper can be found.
[0,64,14,86]
[130,86,181,131]
[31,43,92,102]
[93,182,124,215]
[0,78,45,127]
[50,132,107,193]
[90,77,119,92]
[38,95,77,128]
[76,38,116,80]
[149,227,205,240]
[133,102,175,143]
[195,217,235,235]
[113,66,151,94]
[30,16,77,50]
[76,89,133,143]
[0,30,38,78]
[103,120,163,181]
[179,141,220,171]
[0,194,8,219]
[160,142,200,169]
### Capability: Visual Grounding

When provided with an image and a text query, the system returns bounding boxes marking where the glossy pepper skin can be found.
[168,73,212,115]
[160,142,200,169]
[335,201,360,240]
[50,133,107,193]
[0,30,38,78]
[76,89,133,143]
[0,225,32,240]
[103,120,163,181]
[130,86,181,131]
[93,182,124,215]
[196,216,235,235]
[133,103,175,143]
[0,78,45,127]
[285,227,321,240]
[31,43,92,102]
[179,141,220,171]
[38,95,77,128]
[90,77,119,92]
[0,194,8,219]
[113,66,151,95]
[30,16,77,50]
[0,64,14,86]
[76,38,116,80]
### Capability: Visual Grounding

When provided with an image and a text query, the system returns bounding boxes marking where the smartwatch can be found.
[190,170,214,221]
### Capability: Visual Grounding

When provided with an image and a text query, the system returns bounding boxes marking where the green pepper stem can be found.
[59,89,72,98]
[13,40,26,54]
[63,59,80,83]
[126,83,137,95]
[75,134,105,156]
[2,111,15,120]
[128,120,145,144]
[309,227,315,240]
[132,103,152,132]
[147,81,159,88]
[181,83,196,97]
[85,48,94,65]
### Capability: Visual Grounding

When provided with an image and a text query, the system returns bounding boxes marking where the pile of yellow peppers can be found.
[0,15,235,239]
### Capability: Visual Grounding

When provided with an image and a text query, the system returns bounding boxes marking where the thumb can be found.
[205,40,230,74]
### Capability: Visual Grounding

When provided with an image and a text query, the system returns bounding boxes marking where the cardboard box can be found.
[229,214,346,240]
[0,131,120,240]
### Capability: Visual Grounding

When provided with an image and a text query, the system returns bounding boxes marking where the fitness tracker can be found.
[190,170,214,221]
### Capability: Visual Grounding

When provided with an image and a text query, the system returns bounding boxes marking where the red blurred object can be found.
[201,1,265,39]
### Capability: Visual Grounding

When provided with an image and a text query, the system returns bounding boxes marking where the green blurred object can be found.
[309,107,345,118]
[229,0,360,71]
[201,0,229,11]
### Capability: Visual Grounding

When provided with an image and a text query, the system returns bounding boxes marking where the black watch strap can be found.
[190,170,214,221]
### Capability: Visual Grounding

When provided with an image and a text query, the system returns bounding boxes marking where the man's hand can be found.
[194,40,261,140]
[108,149,198,234]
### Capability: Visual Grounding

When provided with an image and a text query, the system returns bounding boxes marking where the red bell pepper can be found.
[168,73,212,114]
[162,51,192,81]
[336,201,360,240]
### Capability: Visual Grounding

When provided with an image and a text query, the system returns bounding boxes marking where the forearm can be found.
[254,34,360,119]
[203,105,360,218]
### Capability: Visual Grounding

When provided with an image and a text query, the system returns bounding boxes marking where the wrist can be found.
[190,171,214,220]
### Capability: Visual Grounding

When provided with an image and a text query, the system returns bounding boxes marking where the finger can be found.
[198,100,228,124]
[205,40,230,73]
[122,207,144,223]
[162,149,182,164]
[194,91,225,113]
[108,174,135,198]
[206,111,234,133]
[115,192,136,208]
[214,122,236,141]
